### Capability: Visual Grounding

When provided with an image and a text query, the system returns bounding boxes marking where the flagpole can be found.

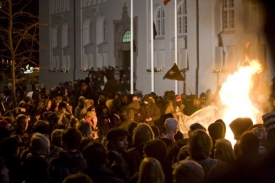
[174,0,178,94]
[151,0,154,92]
[130,0,134,94]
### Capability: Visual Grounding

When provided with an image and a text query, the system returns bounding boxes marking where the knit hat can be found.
[229,117,253,140]
[262,112,275,132]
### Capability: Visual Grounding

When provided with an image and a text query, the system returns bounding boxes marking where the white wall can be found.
[39,0,273,96]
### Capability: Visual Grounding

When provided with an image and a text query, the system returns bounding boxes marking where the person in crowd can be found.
[95,95,106,116]
[22,133,50,183]
[74,96,85,120]
[106,128,130,182]
[208,122,224,158]
[83,142,124,183]
[143,140,173,183]
[124,123,154,177]
[173,160,204,183]
[49,128,86,183]
[120,94,129,108]
[0,137,22,183]
[27,132,50,157]
[160,118,178,148]
[55,102,71,128]
[79,99,94,120]
[218,132,262,183]
[165,94,176,114]
[229,117,253,157]
[166,131,188,165]
[206,139,235,183]
[185,129,218,174]
[40,128,62,161]
[78,120,92,139]
[10,114,30,154]
[184,96,202,115]
[102,69,118,99]
[74,82,89,107]
[177,123,206,161]
[124,94,141,123]
[70,117,79,129]
[126,122,138,149]
[22,156,49,183]
[137,157,165,183]
[0,156,9,183]
[140,95,161,126]
[249,124,267,155]
[81,109,98,140]
[20,122,51,162]
[98,105,112,144]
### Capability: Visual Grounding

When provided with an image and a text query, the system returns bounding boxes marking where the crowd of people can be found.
[0,66,274,183]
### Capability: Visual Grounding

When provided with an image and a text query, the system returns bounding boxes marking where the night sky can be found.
[0,0,39,78]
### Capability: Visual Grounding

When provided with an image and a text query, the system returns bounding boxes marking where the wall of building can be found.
[39,0,272,97]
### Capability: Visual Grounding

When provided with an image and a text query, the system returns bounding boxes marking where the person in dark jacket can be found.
[83,142,125,183]
[140,96,161,126]
[106,128,130,182]
[102,69,118,99]
[49,128,86,183]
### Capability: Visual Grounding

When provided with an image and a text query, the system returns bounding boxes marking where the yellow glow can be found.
[219,60,262,145]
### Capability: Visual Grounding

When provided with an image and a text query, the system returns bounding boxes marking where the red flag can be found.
[163,0,171,5]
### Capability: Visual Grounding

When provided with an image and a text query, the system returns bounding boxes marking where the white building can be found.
[39,0,273,96]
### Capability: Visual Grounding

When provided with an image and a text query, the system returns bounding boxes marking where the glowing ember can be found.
[219,60,262,145]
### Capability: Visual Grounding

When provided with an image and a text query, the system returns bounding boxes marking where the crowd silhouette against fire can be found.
[0,62,274,183]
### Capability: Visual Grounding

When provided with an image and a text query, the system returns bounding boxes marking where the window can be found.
[223,0,234,30]
[102,17,107,42]
[122,31,131,43]
[177,1,187,34]
[156,6,165,36]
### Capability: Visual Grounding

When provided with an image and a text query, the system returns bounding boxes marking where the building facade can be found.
[39,0,273,96]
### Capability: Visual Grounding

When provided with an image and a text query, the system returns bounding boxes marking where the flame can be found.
[219,60,262,145]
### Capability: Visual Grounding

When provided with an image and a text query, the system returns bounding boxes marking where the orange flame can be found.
[219,60,262,144]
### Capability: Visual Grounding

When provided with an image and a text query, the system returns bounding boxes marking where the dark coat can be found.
[102,70,118,99]
[140,99,161,126]
[49,150,86,183]
[107,150,130,182]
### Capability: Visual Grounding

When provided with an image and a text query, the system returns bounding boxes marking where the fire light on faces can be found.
[219,60,262,145]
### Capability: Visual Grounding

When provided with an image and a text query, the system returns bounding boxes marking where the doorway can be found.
[122,50,130,70]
